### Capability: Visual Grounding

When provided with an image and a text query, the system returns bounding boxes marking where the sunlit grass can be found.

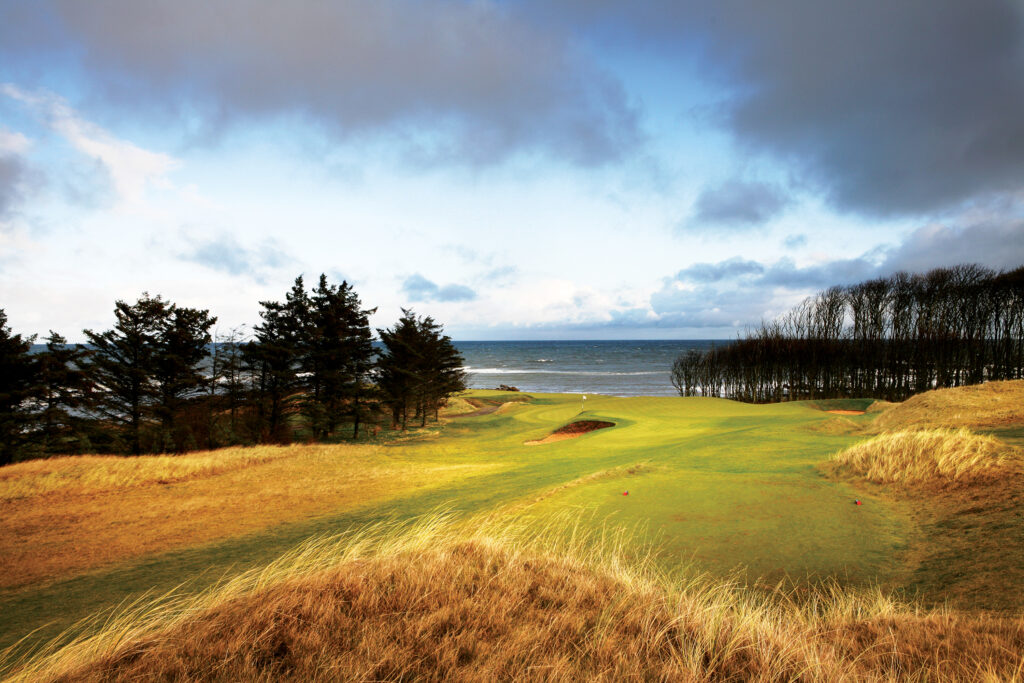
[871,379,1024,432]
[2,512,1021,682]
[0,446,301,501]
[831,428,1017,484]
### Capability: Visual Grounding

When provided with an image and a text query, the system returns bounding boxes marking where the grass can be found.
[0,447,300,500]
[870,380,1024,432]
[3,513,1022,682]
[830,428,1019,485]
[0,442,502,590]
[1,384,1022,677]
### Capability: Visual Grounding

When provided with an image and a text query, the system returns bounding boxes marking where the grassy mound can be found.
[830,428,1016,485]
[871,380,1024,432]
[8,518,1024,683]
[4,515,1022,683]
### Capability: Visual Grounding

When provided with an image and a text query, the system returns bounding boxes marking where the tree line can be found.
[672,264,1024,403]
[0,274,465,464]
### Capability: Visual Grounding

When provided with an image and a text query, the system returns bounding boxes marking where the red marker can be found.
[623,491,629,496]
[855,499,862,505]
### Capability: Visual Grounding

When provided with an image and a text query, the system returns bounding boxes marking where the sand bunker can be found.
[826,410,866,415]
[525,420,615,446]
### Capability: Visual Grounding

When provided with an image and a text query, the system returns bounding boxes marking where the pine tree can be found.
[416,315,466,425]
[34,331,89,454]
[306,275,378,439]
[377,309,465,430]
[245,277,307,442]
[0,309,37,465]
[83,294,171,455]
[376,310,422,430]
[209,326,248,446]
[152,305,216,451]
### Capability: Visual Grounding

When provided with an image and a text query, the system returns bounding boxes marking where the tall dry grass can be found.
[870,379,1024,432]
[3,512,1021,682]
[830,428,1017,485]
[0,446,302,501]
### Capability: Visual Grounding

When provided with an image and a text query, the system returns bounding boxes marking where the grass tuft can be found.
[830,428,1017,484]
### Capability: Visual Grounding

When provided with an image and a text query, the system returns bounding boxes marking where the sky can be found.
[1,1,1023,341]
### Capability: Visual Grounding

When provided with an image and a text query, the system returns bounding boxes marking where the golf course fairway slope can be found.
[3,385,1021,676]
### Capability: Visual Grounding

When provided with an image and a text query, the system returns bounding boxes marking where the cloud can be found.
[674,258,765,283]
[701,2,1024,216]
[8,1,641,167]
[783,234,807,249]
[883,216,1024,273]
[2,84,178,208]
[652,212,1024,333]
[0,128,35,222]
[688,179,789,229]
[178,232,295,282]
[0,153,28,221]
[401,273,477,302]
[649,282,780,329]
[533,2,1024,217]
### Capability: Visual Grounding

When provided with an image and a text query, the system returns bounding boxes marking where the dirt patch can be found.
[826,409,866,415]
[525,420,615,446]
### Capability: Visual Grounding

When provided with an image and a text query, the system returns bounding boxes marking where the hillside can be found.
[870,380,1024,433]
[6,518,1023,683]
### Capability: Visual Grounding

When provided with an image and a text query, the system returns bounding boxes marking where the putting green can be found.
[0,391,911,652]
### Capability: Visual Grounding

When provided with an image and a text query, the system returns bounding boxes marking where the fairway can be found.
[1,391,913,652]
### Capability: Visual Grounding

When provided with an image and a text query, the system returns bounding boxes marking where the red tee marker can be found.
[623,491,629,496]
[855,499,862,505]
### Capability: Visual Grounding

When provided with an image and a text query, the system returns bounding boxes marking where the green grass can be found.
[0,390,914,653]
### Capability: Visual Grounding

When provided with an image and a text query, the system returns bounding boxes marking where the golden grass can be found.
[2,513,1021,682]
[0,447,298,501]
[0,445,502,590]
[439,396,477,416]
[866,399,894,414]
[871,380,1024,432]
[830,428,1017,485]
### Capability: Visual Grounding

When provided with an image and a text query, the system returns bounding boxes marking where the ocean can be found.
[28,339,719,397]
[454,340,719,397]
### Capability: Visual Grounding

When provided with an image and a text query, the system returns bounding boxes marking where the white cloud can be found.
[0,127,31,155]
[2,84,179,208]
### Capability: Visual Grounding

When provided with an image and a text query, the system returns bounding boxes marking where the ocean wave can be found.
[465,367,663,376]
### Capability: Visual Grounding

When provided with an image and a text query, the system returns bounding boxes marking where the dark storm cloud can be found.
[689,180,789,228]
[716,2,1024,216]
[7,1,641,166]
[402,274,476,303]
[534,1,1024,217]
[883,216,1024,273]
[179,232,295,281]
